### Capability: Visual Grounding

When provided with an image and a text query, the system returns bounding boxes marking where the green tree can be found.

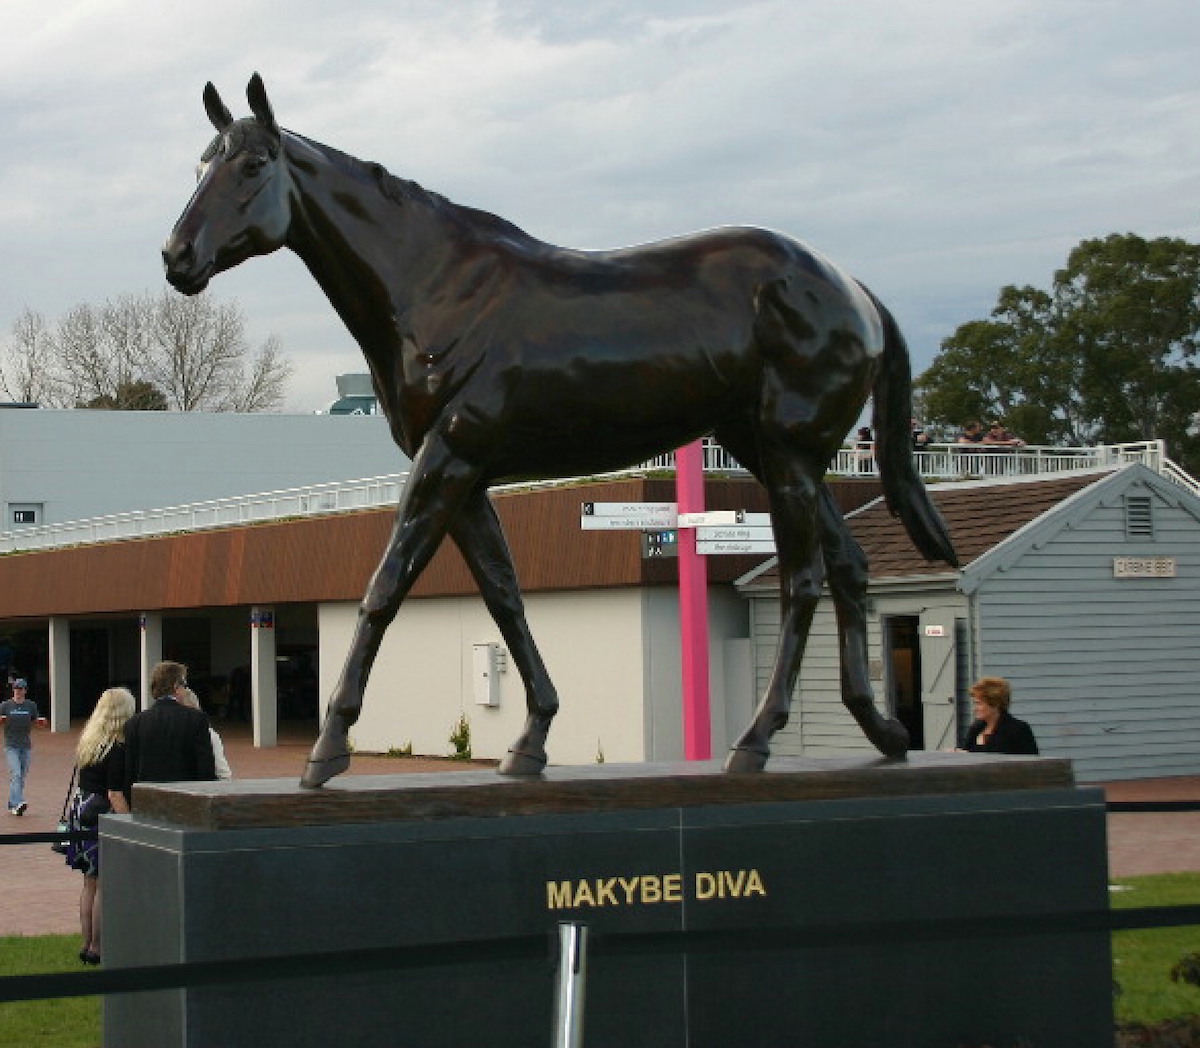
[83,379,169,411]
[917,233,1200,466]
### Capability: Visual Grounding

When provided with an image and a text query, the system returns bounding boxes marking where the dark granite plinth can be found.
[131,751,1073,830]
[104,755,1111,1048]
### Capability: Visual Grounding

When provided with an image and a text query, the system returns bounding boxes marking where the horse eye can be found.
[241,157,266,178]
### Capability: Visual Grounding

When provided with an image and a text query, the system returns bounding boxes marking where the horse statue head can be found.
[163,74,291,295]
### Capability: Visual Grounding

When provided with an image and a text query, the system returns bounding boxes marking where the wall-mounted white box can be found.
[472,642,505,706]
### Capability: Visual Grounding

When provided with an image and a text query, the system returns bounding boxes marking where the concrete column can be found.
[250,606,277,748]
[47,617,71,732]
[139,613,163,710]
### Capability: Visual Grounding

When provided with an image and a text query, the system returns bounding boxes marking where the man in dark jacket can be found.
[124,661,216,803]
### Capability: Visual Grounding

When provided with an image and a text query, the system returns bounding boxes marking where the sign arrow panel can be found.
[580,502,678,530]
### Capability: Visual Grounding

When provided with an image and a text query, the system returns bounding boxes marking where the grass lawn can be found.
[0,934,100,1048]
[1111,872,1200,1025]
[1,873,1198,1045]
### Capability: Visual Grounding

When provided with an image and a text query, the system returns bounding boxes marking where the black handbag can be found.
[50,767,76,854]
[77,790,112,829]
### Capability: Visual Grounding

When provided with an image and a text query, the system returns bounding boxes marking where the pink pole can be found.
[675,439,711,760]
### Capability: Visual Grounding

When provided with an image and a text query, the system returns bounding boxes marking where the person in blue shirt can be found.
[1,678,48,815]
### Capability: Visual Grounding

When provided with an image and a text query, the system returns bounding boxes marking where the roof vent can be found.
[1125,495,1153,539]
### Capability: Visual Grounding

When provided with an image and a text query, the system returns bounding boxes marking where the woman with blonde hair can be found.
[65,687,135,965]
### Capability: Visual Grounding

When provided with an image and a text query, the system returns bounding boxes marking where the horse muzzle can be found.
[162,238,213,296]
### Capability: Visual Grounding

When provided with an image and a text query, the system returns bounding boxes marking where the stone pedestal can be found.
[102,753,1112,1048]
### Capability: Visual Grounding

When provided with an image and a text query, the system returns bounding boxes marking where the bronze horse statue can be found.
[163,75,957,787]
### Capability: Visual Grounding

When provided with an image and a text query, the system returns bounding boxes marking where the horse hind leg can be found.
[817,485,908,757]
[449,489,558,777]
[725,448,825,773]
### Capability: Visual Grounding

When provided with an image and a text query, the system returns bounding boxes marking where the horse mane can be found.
[288,131,533,244]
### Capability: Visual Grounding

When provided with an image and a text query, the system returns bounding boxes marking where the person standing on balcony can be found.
[957,421,985,444]
[853,426,874,474]
[911,418,931,449]
[983,421,1025,448]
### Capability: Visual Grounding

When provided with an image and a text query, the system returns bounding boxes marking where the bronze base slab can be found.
[132,751,1074,831]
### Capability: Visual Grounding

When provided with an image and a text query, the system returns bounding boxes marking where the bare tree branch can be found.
[0,308,59,404]
[223,335,292,412]
[2,290,292,412]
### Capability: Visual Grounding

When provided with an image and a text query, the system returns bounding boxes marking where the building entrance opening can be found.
[883,615,924,750]
[277,644,319,722]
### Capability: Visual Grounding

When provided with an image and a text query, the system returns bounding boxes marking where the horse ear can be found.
[203,82,234,133]
[246,73,280,139]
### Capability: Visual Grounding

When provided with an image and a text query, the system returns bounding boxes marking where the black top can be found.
[124,697,216,797]
[962,711,1039,755]
[79,742,126,795]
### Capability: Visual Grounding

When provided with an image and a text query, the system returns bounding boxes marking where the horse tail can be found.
[865,289,959,567]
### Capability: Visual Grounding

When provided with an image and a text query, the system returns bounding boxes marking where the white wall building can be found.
[0,404,406,529]
[323,585,752,765]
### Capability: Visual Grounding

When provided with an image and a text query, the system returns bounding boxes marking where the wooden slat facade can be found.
[0,477,880,622]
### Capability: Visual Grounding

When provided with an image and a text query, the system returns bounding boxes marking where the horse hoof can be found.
[497,748,546,777]
[724,747,768,773]
[868,718,911,758]
[299,752,351,789]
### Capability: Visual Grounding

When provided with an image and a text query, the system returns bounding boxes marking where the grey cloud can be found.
[0,0,1198,410]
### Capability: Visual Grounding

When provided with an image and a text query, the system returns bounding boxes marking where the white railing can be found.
[0,438,1193,555]
[640,437,745,473]
[831,439,1180,485]
[0,474,409,554]
[1158,456,1200,498]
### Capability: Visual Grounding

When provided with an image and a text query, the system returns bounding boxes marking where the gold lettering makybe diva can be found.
[546,869,766,910]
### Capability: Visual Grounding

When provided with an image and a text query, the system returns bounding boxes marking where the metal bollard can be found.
[551,922,589,1048]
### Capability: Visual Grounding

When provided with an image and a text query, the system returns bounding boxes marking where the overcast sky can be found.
[1,0,1197,414]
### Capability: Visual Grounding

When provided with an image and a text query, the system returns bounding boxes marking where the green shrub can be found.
[449,712,471,760]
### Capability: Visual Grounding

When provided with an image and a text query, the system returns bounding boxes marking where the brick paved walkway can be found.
[0,721,483,939]
[1,724,1197,940]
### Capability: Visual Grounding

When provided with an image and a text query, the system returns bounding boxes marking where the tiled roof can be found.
[741,470,1114,589]
[859,472,1110,578]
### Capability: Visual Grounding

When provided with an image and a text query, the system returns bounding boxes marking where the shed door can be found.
[882,616,923,750]
[919,607,958,751]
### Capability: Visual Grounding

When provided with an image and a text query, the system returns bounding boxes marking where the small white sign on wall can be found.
[923,625,946,637]
[1113,557,1177,578]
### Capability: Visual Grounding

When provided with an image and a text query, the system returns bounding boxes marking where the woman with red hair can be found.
[961,677,1038,755]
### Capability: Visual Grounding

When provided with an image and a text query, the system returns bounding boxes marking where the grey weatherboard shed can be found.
[736,464,1200,782]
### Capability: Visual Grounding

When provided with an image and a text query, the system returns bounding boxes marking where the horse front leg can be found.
[300,439,480,788]
[817,485,908,757]
[449,490,559,776]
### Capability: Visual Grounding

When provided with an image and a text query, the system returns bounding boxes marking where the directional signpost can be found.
[677,510,744,528]
[580,504,777,555]
[580,501,677,530]
[579,483,778,764]
[694,512,775,556]
[674,440,710,761]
